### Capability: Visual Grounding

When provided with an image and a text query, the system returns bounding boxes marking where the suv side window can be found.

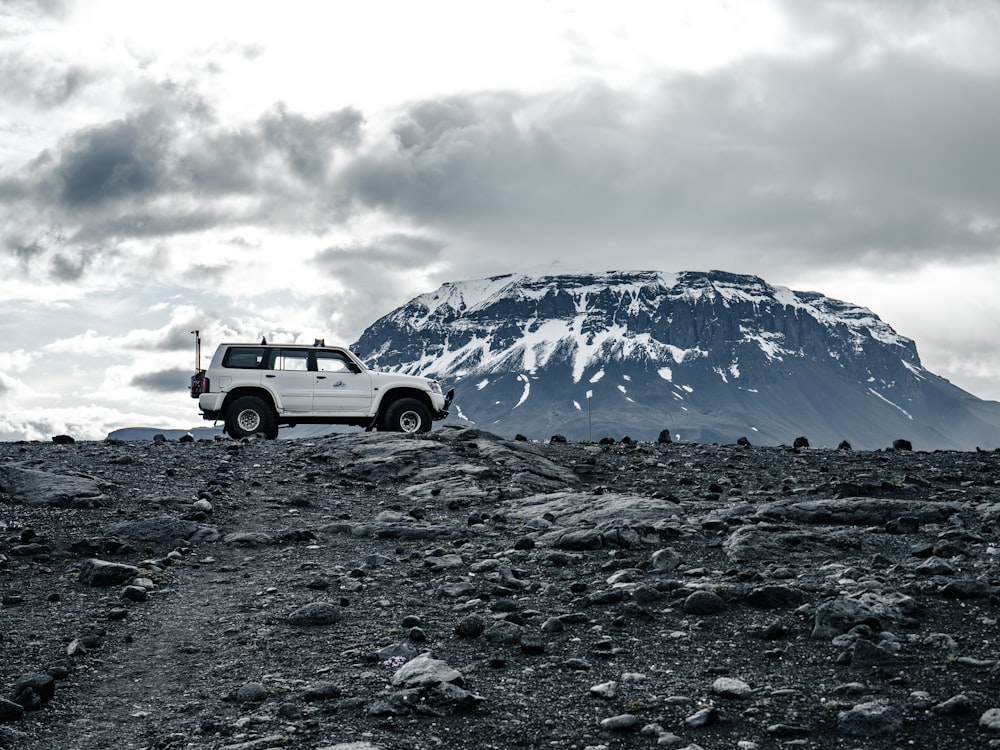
[316,350,353,373]
[222,347,268,369]
[274,349,310,371]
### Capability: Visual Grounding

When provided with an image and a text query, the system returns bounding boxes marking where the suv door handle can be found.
[265,374,276,378]
[316,375,326,380]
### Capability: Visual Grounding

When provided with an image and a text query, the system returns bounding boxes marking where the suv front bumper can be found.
[433,388,455,419]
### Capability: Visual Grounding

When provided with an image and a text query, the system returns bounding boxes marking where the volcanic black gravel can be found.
[2,426,1000,750]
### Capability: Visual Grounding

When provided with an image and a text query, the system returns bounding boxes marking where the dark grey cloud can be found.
[179,263,229,286]
[176,104,363,194]
[4,232,96,283]
[0,177,28,201]
[111,315,207,354]
[313,233,445,336]
[49,251,87,281]
[314,233,443,273]
[7,239,47,263]
[178,128,266,195]
[26,100,362,219]
[3,232,112,283]
[150,321,207,352]
[341,53,1000,277]
[53,112,171,207]
[6,3,999,295]
[2,100,365,282]
[72,210,222,243]
[131,368,190,393]
[258,104,363,181]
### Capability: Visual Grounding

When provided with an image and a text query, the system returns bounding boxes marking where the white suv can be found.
[190,342,453,439]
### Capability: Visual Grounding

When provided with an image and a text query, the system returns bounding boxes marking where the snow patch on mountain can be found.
[868,388,914,420]
[514,374,531,409]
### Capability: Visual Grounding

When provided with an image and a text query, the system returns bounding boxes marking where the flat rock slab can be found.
[391,654,464,689]
[812,592,917,638]
[754,497,962,525]
[77,559,140,587]
[723,524,865,563]
[838,701,903,736]
[106,516,219,543]
[0,464,106,507]
[287,602,343,626]
[508,491,682,528]
[506,491,683,549]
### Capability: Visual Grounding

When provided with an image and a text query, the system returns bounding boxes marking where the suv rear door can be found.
[266,348,314,413]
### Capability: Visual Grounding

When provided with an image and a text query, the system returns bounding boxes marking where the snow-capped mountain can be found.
[353,270,1000,450]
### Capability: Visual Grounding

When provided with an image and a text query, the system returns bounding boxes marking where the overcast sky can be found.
[2,0,999,440]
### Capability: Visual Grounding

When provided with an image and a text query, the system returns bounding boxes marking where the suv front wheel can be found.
[381,398,432,434]
[225,396,278,439]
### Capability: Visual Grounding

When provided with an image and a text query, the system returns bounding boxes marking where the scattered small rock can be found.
[837,702,902,736]
[683,590,727,615]
[287,602,343,626]
[77,559,140,587]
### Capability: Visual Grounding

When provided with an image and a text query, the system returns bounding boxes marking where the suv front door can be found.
[313,349,373,414]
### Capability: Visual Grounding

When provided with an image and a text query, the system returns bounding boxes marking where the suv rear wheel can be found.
[381,398,432,434]
[225,396,277,439]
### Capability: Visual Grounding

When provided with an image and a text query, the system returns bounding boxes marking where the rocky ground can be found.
[2,425,1000,750]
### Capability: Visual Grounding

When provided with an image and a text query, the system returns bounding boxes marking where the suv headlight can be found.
[428,380,442,394]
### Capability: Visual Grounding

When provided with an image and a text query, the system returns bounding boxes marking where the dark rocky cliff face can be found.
[354,270,1000,450]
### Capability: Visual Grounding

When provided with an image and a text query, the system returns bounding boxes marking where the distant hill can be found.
[352,269,1000,450]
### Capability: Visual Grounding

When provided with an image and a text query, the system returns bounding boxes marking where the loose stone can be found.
[590,681,618,699]
[235,682,268,703]
[711,677,752,699]
[454,614,487,639]
[684,707,719,727]
[683,590,727,615]
[837,702,902,736]
[0,699,24,723]
[391,653,464,689]
[77,559,140,587]
[600,713,639,731]
[287,601,343,626]
[980,708,1000,732]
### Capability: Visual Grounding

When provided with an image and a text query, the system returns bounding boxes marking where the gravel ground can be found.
[2,426,1000,750]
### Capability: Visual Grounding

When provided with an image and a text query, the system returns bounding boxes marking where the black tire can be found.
[381,398,432,434]
[224,396,277,439]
